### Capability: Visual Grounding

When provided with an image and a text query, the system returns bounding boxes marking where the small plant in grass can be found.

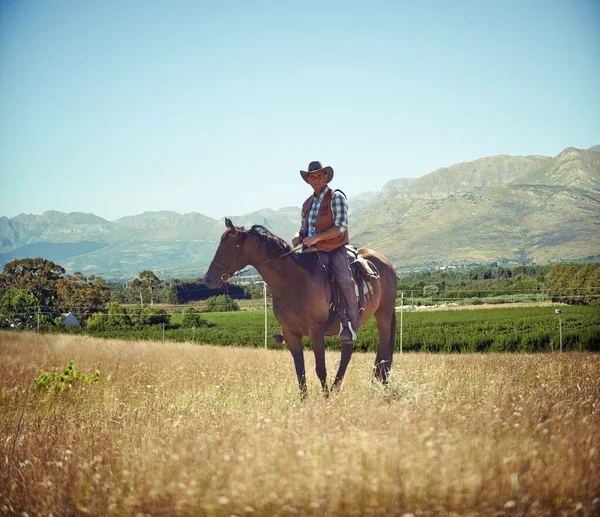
[369,370,423,403]
[33,361,100,391]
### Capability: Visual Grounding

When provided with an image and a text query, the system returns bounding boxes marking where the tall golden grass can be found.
[1,330,599,516]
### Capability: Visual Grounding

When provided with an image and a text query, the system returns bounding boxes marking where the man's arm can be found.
[292,215,306,247]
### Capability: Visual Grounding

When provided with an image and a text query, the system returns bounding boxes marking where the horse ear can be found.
[225,217,237,235]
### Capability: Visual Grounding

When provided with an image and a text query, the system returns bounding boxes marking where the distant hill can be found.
[1,145,598,278]
[113,211,181,223]
[352,146,600,268]
[0,242,108,267]
[0,207,301,278]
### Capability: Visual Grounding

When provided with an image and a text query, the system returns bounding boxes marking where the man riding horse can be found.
[204,160,397,394]
[292,161,360,346]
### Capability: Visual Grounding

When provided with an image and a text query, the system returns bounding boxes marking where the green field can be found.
[78,305,600,352]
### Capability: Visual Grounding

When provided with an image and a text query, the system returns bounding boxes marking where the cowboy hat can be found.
[300,160,334,184]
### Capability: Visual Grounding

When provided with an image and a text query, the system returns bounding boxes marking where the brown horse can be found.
[204,218,397,397]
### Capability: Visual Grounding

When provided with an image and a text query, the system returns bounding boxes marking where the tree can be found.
[139,270,160,306]
[0,258,65,309]
[129,278,145,306]
[572,263,600,306]
[423,284,439,298]
[170,278,249,303]
[108,281,128,303]
[0,288,39,329]
[57,272,110,321]
[245,282,271,299]
[546,263,600,306]
[129,270,161,307]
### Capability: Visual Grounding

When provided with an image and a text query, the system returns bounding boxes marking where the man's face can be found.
[307,170,328,191]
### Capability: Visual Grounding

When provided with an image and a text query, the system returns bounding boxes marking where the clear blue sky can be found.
[1,0,599,222]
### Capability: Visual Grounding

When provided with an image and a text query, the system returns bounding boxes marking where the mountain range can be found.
[1,145,599,278]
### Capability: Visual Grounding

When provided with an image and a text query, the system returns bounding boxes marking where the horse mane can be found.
[247,224,319,273]
[248,225,292,257]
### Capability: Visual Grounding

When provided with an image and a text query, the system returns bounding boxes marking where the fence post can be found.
[400,292,404,354]
[555,309,563,352]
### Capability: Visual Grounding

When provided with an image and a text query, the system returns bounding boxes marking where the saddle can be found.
[315,245,380,333]
[271,245,380,344]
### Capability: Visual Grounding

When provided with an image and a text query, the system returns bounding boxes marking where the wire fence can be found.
[2,289,599,314]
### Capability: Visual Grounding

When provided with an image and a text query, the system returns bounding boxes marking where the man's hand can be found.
[302,226,343,248]
[292,235,302,247]
[302,235,320,247]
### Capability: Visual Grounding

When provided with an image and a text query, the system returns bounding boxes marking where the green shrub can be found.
[129,305,170,328]
[86,304,170,331]
[107,301,131,327]
[33,361,100,391]
[86,313,110,331]
[204,294,239,313]
[181,307,206,328]
[145,307,169,325]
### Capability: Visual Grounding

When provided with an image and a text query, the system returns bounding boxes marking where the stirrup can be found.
[338,321,356,342]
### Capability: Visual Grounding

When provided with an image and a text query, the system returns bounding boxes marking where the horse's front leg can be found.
[331,340,354,391]
[309,328,329,396]
[284,331,307,399]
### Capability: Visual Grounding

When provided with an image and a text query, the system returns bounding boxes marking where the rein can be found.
[253,244,301,267]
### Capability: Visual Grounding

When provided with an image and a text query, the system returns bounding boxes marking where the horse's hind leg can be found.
[374,308,396,384]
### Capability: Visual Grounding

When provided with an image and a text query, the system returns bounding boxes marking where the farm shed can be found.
[61,313,81,328]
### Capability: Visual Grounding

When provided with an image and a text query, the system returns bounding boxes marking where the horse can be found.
[204,218,398,397]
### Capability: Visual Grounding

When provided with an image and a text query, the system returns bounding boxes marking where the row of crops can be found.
[77,305,600,353]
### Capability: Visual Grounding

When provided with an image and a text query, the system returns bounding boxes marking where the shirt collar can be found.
[313,185,330,201]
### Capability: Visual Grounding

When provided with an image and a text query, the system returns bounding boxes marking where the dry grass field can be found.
[1,331,599,517]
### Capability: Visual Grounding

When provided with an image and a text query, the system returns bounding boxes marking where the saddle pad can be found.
[353,255,380,280]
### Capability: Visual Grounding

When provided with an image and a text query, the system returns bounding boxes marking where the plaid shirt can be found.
[300,186,348,237]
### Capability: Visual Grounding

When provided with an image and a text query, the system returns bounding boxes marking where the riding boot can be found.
[338,280,360,343]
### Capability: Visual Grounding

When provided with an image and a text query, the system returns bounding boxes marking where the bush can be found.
[33,361,100,391]
[129,305,170,328]
[145,307,170,325]
[181,307,206,328]
[86,313,110,331]
[204,295,239,313]
[107,301,131,328]
[86,304,170,331]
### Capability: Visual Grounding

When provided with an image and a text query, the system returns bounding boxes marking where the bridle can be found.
[210,231,245,282]
[209,229,301,283]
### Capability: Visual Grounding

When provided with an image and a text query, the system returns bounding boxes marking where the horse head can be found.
[204,218,249,288]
